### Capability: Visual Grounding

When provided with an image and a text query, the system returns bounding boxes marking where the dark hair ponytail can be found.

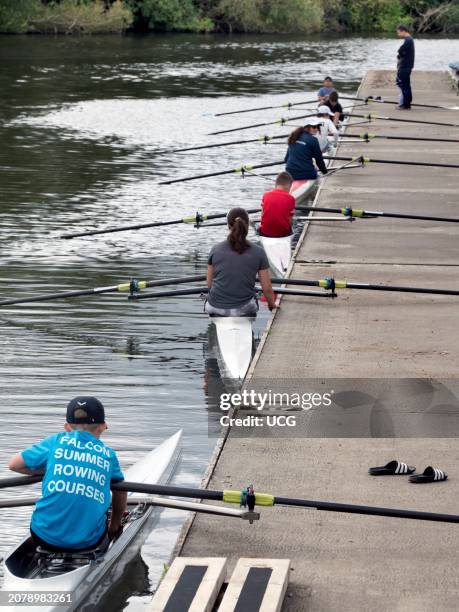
[227,207,250,254]
[287,127,304,145]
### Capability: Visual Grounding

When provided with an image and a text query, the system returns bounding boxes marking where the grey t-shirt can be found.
[207,240,270,309]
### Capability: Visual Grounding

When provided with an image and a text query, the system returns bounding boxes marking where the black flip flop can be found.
[368,460,415,476]
[409,466,448,483]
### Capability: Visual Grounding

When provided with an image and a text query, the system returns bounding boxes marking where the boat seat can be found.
[36,541,108,561]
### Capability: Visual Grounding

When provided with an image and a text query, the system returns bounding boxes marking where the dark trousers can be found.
[396,68,412,108]
[31,528,109,553]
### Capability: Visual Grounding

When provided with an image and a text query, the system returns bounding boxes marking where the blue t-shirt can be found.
[22,431,124,549]
[318,86,336,98]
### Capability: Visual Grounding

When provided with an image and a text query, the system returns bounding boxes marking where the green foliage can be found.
[405,0,459,33]
[0,0,133,34]
[0,0,457,34]
[128,0,213,31]
[214,0,323,33]
[0,0,42,33]
[331,0,409,32]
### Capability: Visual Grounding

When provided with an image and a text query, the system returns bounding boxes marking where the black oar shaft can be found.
[351,113,458,128]
[347,283,459,296]
[274,497,459,524]
[130,287,208,300]
[215,98,317,117]
[325,155,459,170]
[159,161,284,185]
[60,209,261,240]
[0,475,42,488]
[341,95,458,111]
[208,113,315,136]
[342,132,459,143]
[0,275,207,307]
[295,206,459,224]
[62,218,181,239]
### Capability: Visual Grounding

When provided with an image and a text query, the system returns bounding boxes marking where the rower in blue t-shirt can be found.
[8,396,127,551]
[317,76,336,103]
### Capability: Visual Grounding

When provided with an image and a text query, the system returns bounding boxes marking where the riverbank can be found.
[175,70,459,611]
[2,0,458,35]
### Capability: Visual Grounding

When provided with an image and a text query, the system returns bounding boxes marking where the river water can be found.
[1,33,458,610]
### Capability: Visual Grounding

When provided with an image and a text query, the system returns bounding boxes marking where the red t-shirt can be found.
[259,188,295,238]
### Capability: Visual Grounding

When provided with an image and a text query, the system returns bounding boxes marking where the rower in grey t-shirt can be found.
[207,240,270,313]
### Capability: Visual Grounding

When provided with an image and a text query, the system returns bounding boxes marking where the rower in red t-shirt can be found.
[259,172,295,238]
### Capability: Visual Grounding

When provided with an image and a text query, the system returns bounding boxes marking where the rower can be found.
[284,118,328,193]
[316,105,339,152]
[8,397,127,552]
[324,91,345,125]
[259,172,295,239]
[317,76,336,103]
[205,207,276,314]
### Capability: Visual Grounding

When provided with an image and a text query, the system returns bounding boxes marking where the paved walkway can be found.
[179,71,459,612]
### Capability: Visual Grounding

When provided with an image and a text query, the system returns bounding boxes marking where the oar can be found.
[341,95,459,111]
[129,286,335,301]
[0,275,207,308]
[209,104,362,135]
[0,495,258,521]
[111,482,459,525]
[60,208,261,239]
[342,132,459,143]
[160,153,459,186]
[208,112,317,136]
[328,154,459,170]
[215,97,318,116]
[351,112,459,128]
[272,277,459,297]
[295,206,459,224]
[159,161,285,185]
[4,476,457,524]
[160,134,287,155]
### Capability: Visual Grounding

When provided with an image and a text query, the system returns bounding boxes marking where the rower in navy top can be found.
[396,24,415,109]
[284,118,328,183]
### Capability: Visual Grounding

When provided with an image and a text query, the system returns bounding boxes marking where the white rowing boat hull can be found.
[212,316,254,381]
[259,234,293,278]
[1,431,182,612]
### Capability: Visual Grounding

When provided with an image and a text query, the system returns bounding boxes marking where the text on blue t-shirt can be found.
[22,431,124,549]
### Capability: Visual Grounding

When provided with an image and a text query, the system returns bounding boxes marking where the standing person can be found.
[8,397,127,551]
[259,172,295,239]
[325,91,345,125]
[285,119,328,193]
[317,76,336,103]
[206,207,276,314]
[316,106,339,152]
[396,24,415,109]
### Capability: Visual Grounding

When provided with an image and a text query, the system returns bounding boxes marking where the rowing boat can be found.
[290,142,338,206]
[2,430,182,612]
[259,233,293,277]
[212,316,254,381]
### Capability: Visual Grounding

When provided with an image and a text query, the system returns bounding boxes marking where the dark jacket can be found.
[397,36,415,71]
[284,132,327,180]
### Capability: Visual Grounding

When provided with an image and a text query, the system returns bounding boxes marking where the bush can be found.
[0,0,42,33]
[128,0,213,31]
[28,0,133,34]
[348,0,408,32]
[215,0,323,33]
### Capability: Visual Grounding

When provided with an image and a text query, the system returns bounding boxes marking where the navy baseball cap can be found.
[66,396,105,424]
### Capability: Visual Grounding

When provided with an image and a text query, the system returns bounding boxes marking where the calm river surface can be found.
[1,33,458,610]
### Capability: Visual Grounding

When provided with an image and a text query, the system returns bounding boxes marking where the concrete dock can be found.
[177,71,459,611]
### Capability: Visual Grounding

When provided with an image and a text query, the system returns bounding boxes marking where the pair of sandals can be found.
[369,460,447,483]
